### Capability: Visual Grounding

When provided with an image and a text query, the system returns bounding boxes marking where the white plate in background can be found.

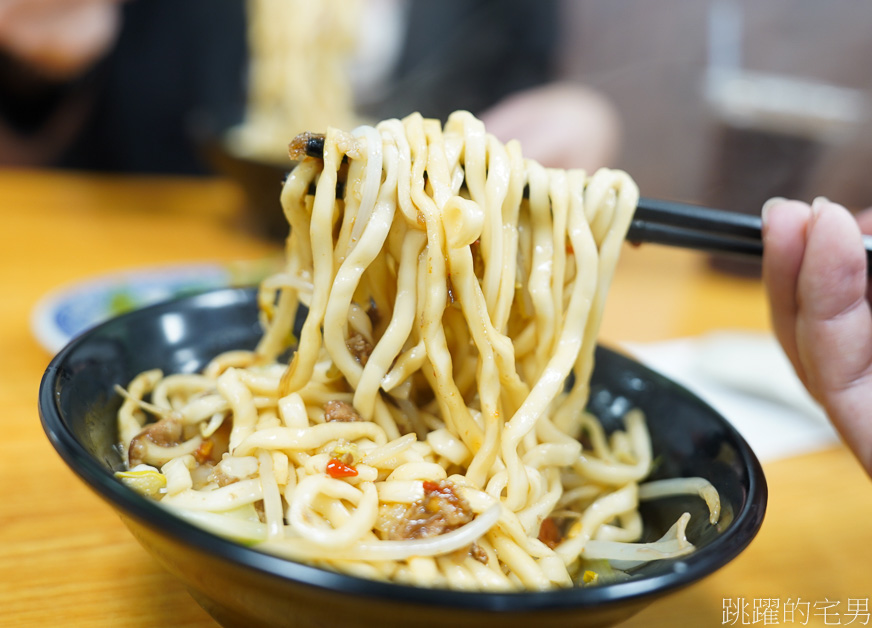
[31,260,277,354]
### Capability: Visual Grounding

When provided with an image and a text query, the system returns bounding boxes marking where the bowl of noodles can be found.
[39,112,766,628]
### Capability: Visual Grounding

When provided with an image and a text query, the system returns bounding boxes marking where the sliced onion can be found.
[581,537,695,562]
[168,506,266,544]
[581,512,694,567]
[638,477,721,524]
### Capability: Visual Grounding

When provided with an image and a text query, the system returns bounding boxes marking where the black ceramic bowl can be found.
[39,288,767,628]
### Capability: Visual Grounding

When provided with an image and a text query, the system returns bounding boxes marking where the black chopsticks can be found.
[291,132,872,271]
[630,197,872,272]
[628,198,763,257]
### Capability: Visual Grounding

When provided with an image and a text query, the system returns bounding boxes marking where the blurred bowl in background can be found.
[194,118,296,240]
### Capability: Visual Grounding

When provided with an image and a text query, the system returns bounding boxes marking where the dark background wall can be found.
[558,0,872,211]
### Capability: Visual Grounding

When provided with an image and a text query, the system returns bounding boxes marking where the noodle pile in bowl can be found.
[116,111,720,591]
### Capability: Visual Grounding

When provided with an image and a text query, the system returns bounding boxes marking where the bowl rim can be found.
[38,287,767,613]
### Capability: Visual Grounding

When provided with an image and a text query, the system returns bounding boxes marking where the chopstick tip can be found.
[288,132,325,161]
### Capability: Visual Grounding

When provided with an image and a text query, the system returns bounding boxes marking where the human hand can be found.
[0,0,121,79]
[762,197,872,475]
[478,82,621,172]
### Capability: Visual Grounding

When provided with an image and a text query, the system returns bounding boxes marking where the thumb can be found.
[794,198,872,473]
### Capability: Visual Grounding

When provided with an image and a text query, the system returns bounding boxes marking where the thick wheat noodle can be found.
[116,111,721,591]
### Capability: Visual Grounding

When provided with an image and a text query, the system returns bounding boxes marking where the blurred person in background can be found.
[0,0,620,174]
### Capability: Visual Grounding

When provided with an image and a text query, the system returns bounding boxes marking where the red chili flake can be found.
[422,480,442,494]
[193,439,214,464]
[326,457,358,478]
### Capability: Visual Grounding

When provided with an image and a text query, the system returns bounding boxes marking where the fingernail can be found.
[811,196,831,216]
[761,196,787,225]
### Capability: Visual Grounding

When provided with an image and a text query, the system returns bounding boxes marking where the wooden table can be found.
[2,170,870,627]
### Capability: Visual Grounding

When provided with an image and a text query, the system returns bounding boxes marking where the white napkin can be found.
[624,330,841,462]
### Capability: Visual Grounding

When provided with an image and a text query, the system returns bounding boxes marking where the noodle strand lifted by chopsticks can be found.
[116,111,720,591]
